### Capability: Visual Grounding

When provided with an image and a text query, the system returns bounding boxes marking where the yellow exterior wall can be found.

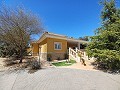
[39,39,47,53]
[31,37,67,59]
[32,43,39,56]
[27,47,32,53]
[47,38,67,53]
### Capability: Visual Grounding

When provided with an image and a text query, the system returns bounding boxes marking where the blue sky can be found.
[0,0,120,39]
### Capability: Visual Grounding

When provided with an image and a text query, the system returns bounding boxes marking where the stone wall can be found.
[40,52,68,61]
[40,53,47,60]
[50,52,67,60]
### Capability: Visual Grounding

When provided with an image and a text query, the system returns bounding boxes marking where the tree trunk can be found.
[19,48,23,63]
[19,57,23,63]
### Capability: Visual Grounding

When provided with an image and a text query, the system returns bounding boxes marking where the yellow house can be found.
[31,32,88,61]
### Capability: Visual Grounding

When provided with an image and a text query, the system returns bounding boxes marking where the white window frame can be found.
[54,42,62,50]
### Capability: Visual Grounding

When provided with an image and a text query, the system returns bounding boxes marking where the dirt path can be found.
[62,60,97,71]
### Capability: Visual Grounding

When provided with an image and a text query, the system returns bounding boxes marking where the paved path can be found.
[0,68,120,90]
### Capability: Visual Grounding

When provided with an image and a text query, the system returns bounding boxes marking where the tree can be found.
[0,41,13,57]
[86,0,120,70]
[0,6,44,63]
[78,36,89,41]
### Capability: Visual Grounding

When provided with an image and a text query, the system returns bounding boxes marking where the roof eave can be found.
[37,32,89,44]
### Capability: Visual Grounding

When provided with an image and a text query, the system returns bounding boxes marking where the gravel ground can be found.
[0,68,120,90]
[0,58,9,71]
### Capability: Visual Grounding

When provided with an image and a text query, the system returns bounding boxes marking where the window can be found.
[54,42,62,50]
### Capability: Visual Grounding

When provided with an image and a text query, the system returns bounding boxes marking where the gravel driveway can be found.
[0,68,120,90]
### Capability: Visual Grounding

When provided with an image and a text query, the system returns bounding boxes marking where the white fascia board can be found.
[37,33,67,43]
[37,33,88,44]
[45,34,67,40]
[66,38,89,44]
[47,33,66,37]
[37,35,46,43]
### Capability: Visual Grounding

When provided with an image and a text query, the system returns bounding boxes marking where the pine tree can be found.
[86,0,120,70]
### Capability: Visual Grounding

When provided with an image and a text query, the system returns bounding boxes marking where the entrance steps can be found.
[68,48,88,62]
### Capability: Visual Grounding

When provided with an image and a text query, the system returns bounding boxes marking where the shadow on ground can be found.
[91,61,120,74]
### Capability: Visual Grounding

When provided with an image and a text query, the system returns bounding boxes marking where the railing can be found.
[69,48,77,58]
[69,48,80,62]
[68,47,88,62]
[75,48,84,57]
[76,48,88,61]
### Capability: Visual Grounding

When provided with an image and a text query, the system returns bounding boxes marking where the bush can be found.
[27,58,41,70]
[4,57,18,66]
[96,59,120,71]
[31,60,41,70]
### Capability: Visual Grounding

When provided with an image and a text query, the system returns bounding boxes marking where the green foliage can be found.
[79,36,89,41]
[0,42,16,57]
[86,0,120,71]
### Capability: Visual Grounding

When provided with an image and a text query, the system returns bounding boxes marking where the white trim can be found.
[46,35,88,43]
[37,35,46,43]
[47,32,66,37]
[54,42,62,50]
[66,38,88,43]
[37,32,89,44]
